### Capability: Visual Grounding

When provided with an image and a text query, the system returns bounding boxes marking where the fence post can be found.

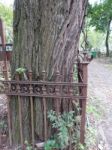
[42,70,47,141]
[68,68,74,150]
[3,67,12,146]
[80,61,89,144]
[28,70,35,148]
[16,73,23,147]
[55,70,60,114]
[69,68,74,111]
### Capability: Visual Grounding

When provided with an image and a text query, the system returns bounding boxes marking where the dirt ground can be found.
[88,59,112,150]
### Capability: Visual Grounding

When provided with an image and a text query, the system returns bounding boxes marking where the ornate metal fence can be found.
[2,55,89,149]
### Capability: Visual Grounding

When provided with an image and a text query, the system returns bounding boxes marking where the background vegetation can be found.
[0,1,13,43]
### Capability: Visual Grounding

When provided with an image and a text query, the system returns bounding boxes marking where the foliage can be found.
[80,26,106,52]
[85,126,97,149]
[45,110,84,150]
[87,0,112,56]
[0,2,13,42]
[16,68,26,74]
[24,140,33,150]
[47,110,75,149]
[87,29,105,50]
[85,96,105,149]
[0,2,12,27]
[88,0,112,32]
[44,139,57,150]
[15,67,28,80]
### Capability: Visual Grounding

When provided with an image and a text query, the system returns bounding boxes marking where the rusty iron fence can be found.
[1,54,89,149]
[0,51,12,62]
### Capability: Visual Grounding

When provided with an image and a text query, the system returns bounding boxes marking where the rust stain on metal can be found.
[2,52,89,147]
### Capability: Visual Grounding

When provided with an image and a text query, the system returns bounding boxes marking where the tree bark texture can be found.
[105,18,111,57]
[11,0,88,145]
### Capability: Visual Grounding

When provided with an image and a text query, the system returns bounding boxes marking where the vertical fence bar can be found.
[68,69,74,150]
[29,71,35,148]
[78,63,83,115]
[62,65,67,111]
[3,68,12,146]
[69,69,74,111]
[80,62,89,144]
[42,70,47,141]
[55,70,60,114]
[16,73,23,147]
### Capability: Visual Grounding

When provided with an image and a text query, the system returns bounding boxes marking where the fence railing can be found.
[1,57,89,149]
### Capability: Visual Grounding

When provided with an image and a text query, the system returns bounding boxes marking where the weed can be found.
[45,110,84,150]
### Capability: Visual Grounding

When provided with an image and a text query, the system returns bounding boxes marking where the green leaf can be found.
[16,68,26,74]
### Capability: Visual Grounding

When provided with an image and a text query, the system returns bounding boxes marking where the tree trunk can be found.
[11,0,88,145]
[105,18,111,57]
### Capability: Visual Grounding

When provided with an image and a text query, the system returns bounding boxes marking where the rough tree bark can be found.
[11,0,88,145]
[105,18,111,57]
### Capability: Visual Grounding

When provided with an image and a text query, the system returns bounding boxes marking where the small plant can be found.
[16,67,28,80]
[44,139,58,150]
[24,140,33,150]
[85,96,105,149]
[45,110,83,150]
[16,67,26,74]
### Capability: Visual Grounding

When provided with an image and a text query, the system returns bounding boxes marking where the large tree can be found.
[11,0,88,145]
[88,0,112,57]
